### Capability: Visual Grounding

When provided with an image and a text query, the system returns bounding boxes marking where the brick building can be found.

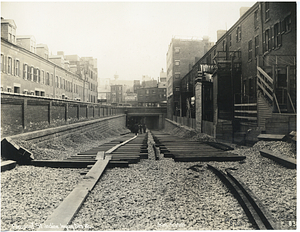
[1,18,98,102]
[166,36,214,118]
[180,2,296,139]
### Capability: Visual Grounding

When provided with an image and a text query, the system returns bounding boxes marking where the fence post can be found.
[77,104,80,119]
[65,103,69,122]
[48,100,52,125]
[22,99,28,130]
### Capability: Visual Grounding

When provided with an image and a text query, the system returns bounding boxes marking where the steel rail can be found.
[207,164,279,230]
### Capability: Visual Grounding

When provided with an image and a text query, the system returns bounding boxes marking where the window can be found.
[222,40,226,51]
[174,72,180,79]
[30,66,34,81]
[255,35,259,57]
[37,69,40,83]
[1,54,3,72]
[41,70,45,84]
[175,60,180,66]
[264,29,271,52]
[23,64,28,80]
[175,87,180,91]
[265,2,270,21]
[33,68,37,82]
[14,86,20,94]
[175,47,180,53]
[60,77,63,88]
[274,22,282,48]
[282,14,292,33]
[254,10,259,29]
[15,60,20,76]
[56,76,59,87]
[248,40,252,61]
[7,57,12,74]
[229,34,232,47]
[46,72,50,85]
[236,26,241,42]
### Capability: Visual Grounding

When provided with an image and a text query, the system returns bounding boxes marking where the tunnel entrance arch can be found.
[126,113,164,132]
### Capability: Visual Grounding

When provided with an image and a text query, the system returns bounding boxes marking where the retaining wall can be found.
[1,93,125,137]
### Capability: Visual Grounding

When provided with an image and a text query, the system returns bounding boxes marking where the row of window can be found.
[1,54,97,95]
[247,14,292,60]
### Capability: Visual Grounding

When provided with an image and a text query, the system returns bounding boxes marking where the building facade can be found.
[180,2,296,139]
[110,85,123,104]
[137,87,167,107]
[1,18,98,102]
[166,36,214,118]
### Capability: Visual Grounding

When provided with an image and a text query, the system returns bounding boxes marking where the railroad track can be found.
[207,164,278,230]
[151,131,279,230]
[2,130,286,230]
[151,131,245,162]
[35,132,148,231]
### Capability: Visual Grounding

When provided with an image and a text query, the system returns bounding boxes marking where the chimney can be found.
[217,30,227,41]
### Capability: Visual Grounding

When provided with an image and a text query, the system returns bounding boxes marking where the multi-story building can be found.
[158,68,167,89]
[137,87,167,107]
[166,36,214,118]
[180,2,296,139]
[110,85,123,104]
[133,80,141,93]
[1,18,98,102]
[124,92,138,106]
[142,79,157,88]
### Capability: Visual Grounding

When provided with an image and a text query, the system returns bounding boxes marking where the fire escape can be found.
[213,51,242,122]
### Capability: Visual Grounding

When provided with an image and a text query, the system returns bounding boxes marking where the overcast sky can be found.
[2,1,255,81]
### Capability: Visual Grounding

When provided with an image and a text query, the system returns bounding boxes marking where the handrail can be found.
[257,81,273,101]
[257,66,273,84]
[257,74,273,92]
[287,93,296,113]
[273,93,281,114]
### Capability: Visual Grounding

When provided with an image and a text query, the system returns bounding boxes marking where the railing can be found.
[257,66,274,103]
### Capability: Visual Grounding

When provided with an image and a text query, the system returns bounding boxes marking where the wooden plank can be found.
[234,116,257,120]
[38,157,110,231]
[234,103,257,107]
[31,160,95,168]
[1,160,17,172]
[257,66,273,83]
[235,110,258,114]
[174,156,246,162]
[260,149,296,169]
[257,134,285,141]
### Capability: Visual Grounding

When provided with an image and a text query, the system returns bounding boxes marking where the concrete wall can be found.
[1,93,125,137]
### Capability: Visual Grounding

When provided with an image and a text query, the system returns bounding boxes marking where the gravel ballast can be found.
[1,166,89,231]
[1,128,296,230]
[72,159,254,230]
